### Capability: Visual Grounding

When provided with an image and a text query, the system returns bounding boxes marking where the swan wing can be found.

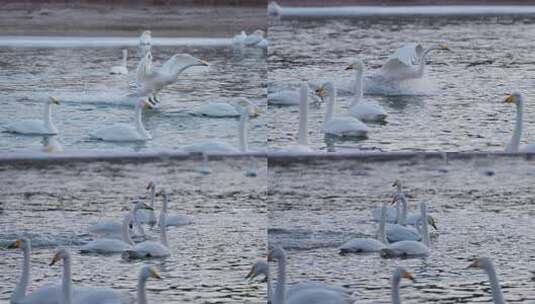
[88,220,122,236]
[268,90,300,105]
[73,287,132,304]
[386,224,421,242]
[196,102,240,117]
[90,124,144,142]
[123,241,169,259]
[379,43,423,78]
[80,239,132,254]
[287,285,352,304]
[5,119,51,135]
[381,240,429,257]
[349,102,387,122]
[18,284,63,304]
[324,117,369,137]
[339,238,385,253]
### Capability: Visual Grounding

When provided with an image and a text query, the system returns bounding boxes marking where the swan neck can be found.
[395,200,401,224]
[418,47,435,77]
[12,244,30,302]
[43,102,55,131]
[378,203,388,244]
[137,273,148,304]
[392,273,402,304]
[297,86,309,146]
[484,264,506,304]
[421,205,430,247]
[507,100,523,153]
[134,104,149,138]
[274,253,287,304]
[131,207,145,237]
[150,187,155,208]
[62,255,72,304]
[239,111,248,152]
[324,86,336,125]
[400,196,407,226]
[159,207,168,247]
[266,265,273,303]
[122,50,128,67]
[352,69,364,106]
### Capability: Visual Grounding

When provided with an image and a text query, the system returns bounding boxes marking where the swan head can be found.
[505,92,522,105]
[146,181,156,191]
[141,265,161,280]
[268,246,286,262]
[8,238,30,250]
[155,188,167,198]
[50,248,70,266]
[245,260,269,282]
[467,257,495,271]
[392,179,401,188]
[393,267,416,283]
[345,60,364,72]
[438,42,451,52]
[48,96,60,105]
[314,82,335,102]
[428,215,438,230]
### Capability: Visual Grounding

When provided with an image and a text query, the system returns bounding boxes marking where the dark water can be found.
[268,155,535,303]
[0,157,267,303]
[268,16,535,152]
[0,42,267,152]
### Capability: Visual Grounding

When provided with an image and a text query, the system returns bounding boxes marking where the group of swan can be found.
[8,238,161,304]
[108,30,152,75]
[247,246,416,304]
[232,30,268,50]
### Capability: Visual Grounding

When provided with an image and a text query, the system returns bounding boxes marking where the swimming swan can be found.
[467,257,505,304]
[5,96,60,135]
[345,60,387,122]
[88,201,153,239]
[279,83,314,153]
[269,246,353,304]
[110,49,128,75]
[90,98,152,142]
[339,200,388,254]
[391,267,416,304]
[80,214,135,254]
[196,98,262,118]
[315,82,369,138]
[381,202,431,258]
[504,92,535,153]
[157,189,193,227]
[135,52,209,100]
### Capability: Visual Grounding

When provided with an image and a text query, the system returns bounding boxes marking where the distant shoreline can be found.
[0,4,266,37]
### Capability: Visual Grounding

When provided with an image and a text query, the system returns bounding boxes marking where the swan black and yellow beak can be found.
[392,179,400,187]
[146,181,155,190]
[505,94,515,104]
[142,203,154,210]
[245,266,256,280]
[314,86,326,99]
[50,96,60,105]
[150,268,162,279]
[429,217,438,230]
[467,259,481,269]
[439,43,451,52]
[390,196,398,206]
[345,63,355,70]
[403,271,416,282]
[50,252,61,266]
[198,59,209,66]
[8,239,22,249]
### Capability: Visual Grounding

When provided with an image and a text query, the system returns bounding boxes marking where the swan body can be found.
[386,224,421,242]
[88,201,153,238]
[340,200,388,254]
[135,52,209,98]
[196,98,261,118]
[90,99,152,142]
[279,83,314,153]
[268,90,300,106]
[184,107,249,153]
[345,60,387,122]
[5,97,60,135]
[316,82,369,138]
[80,214,134,254]
[467,257,505,304]
[110,49,128,75]
[158,189,193,227]
[504,92,535,153]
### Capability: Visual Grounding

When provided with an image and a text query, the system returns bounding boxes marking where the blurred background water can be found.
[268,15,535,152]
[268,155,535,303]
[0,157,267,303]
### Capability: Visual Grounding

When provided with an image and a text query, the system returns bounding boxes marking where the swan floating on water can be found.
[504,92,535,152]
[157,189,193,227]
[269,246,353,304]
[315,82,369,138]
[139,30,152,57]
[279,83,314,153]
[183,107,249,153]
[5,96,60,135]
[339,200,388,254]
[88,201,153,239]
[80,214,135,254]
[90,98,152,142]
[345,60,387,122]
[109,49,128,75]
[381,202,431,258]
[467,257,506,304]
[233,30,268,50]
[135,51,209,101]
[195,98,262,118]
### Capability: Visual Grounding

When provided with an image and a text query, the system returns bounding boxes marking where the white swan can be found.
[279,83,314,153]
[381,202,431,258]
[135,52,209,99]
[385,195,421,243]
[268,1,282,17]
[184,107,249,153]
[196,98,262,118]
[391,267,416,304]
[232,31,247,45]
[122,200,170,259]
[339,200,388,254]
[467,257,505,304]
[88,201,153,238]
[110,49,128,75]
[80,214,134,254]
[316,82,369,138]
[375,43,451,81]
[50,248,132,304]
[504,92,535,153]
[269,246,352,304]
[243,30,266,47]
[136,181,157,227]
[135,265,161,304]
[139,30,151,57]
[345,60,387,122]
[157,189,193,227]
[90,98,152,142]
[5,96,60,135]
